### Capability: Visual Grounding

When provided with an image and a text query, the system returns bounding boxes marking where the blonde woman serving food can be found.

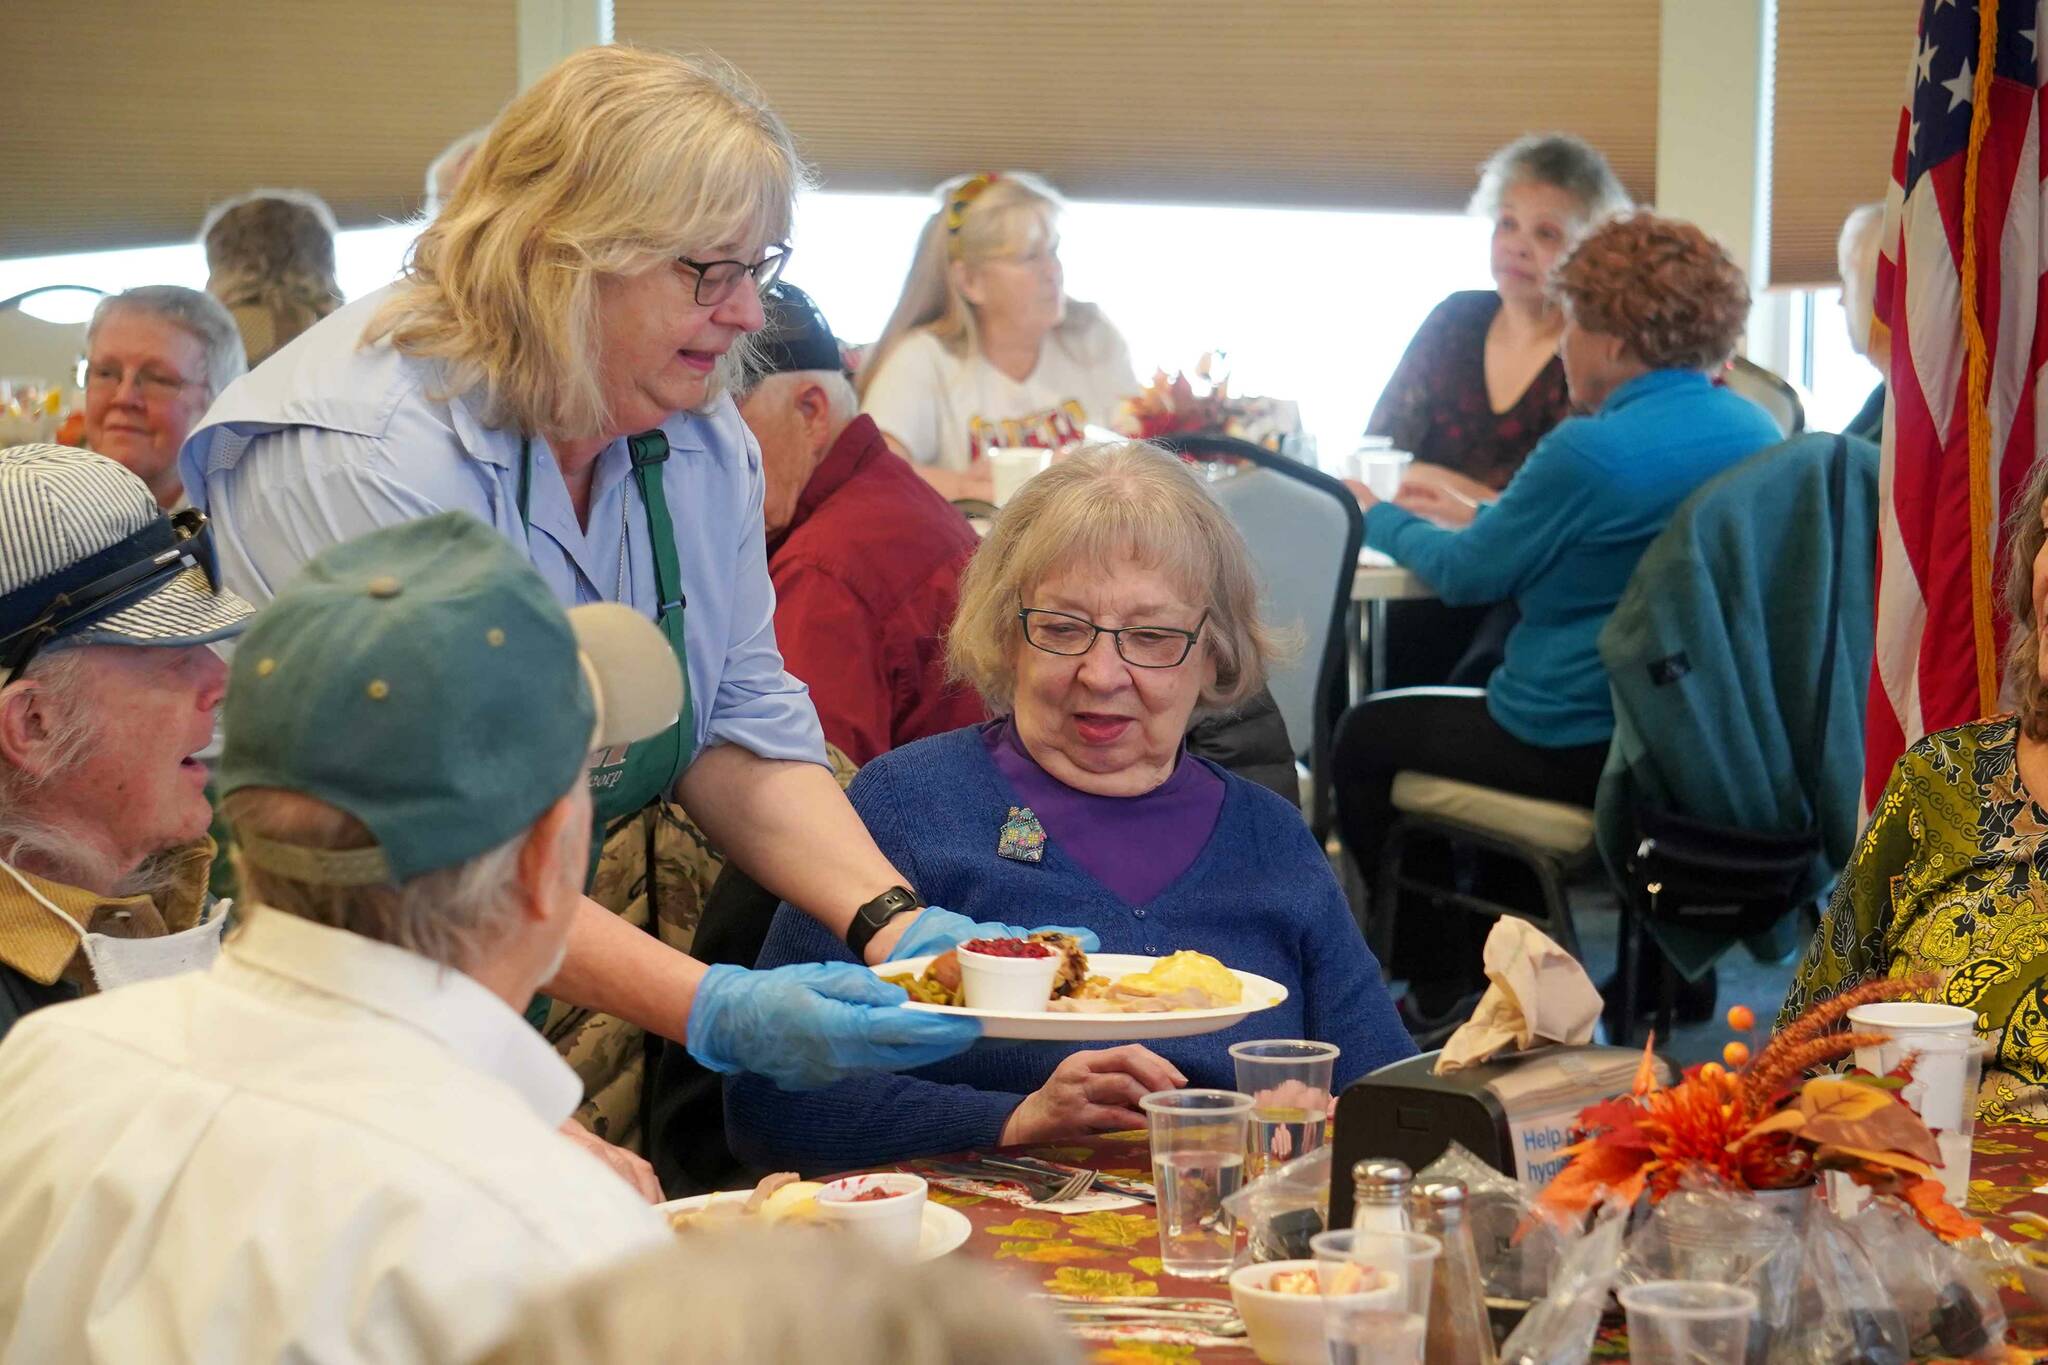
[178,49,1085,1101]
[857,172,1139,501]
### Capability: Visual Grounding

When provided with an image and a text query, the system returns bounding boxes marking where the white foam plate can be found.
[656,1190,972,1262]
[878,952,1288,1041]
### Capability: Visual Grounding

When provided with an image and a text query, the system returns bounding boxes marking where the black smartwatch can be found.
[845,886,922,958]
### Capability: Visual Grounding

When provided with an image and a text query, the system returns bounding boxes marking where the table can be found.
[892,1123,2048,1363]
[1348,550,1432,701]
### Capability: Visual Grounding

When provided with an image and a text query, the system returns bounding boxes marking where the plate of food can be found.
[658,1171,972,1262]
[878,934,1287,1040]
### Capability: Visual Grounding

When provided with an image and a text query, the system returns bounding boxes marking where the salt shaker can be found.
[1350,1158,1412,1233]
[1411,1178,1497,1365]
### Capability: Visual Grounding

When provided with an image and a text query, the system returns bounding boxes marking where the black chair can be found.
[1152,432,1362,836]
[1610,809,1819,1043]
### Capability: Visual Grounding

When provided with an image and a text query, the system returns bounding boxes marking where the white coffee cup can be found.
[1342,444,1412,501]
[987,446,1051,506]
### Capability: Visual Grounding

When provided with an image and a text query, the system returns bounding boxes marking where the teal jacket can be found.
[1594,433,1879,924]
[1365,370,1783,747]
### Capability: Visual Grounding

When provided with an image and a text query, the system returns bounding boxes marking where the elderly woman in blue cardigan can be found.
[726,444,1413,1170]
[1333,210,1783,1026]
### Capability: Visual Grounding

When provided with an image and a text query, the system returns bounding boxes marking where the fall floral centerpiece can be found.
[1111,357,1302,453]
[1538,976,1979,1241]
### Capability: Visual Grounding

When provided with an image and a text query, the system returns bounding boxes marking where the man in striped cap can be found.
[0,443,251,1041]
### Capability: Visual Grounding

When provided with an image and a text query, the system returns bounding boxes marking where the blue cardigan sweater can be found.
[1364,369,1782,748]
[724,726,1414,1172]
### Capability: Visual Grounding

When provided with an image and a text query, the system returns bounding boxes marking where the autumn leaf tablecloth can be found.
[849,1123,2048,1363]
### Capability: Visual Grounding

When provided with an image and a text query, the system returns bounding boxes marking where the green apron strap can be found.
[625,430,696,793]
[514,431,699,1032]
[518,436,534,527]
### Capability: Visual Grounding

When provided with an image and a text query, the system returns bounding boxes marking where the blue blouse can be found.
[178,289,824,768]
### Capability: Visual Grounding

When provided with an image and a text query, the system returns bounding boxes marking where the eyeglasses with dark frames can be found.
[676,244,793,307]
[1018,607,1207,668]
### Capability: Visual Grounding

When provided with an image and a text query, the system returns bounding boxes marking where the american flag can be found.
[1866,0,2048,805]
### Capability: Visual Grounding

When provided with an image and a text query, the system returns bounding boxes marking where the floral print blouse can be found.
[1781,716,2048,1122]
[1366,290,1572,491]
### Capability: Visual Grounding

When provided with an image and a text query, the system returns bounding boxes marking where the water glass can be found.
[1310,1227,1440,1365]
[1229,1039,1339,1178]
[1619,1280,1757,1363]
[1141,1089,1253,1279]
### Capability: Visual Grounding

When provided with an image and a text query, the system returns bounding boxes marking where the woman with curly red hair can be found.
[1333,211,1783,1028]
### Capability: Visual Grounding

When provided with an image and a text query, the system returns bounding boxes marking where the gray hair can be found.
[223,787,549,971]
[737,366,858,422]
[1837,202,1886,268]
[948,441,1281,715]
[1469,133,1632,227]
[0,650,113,877]
[474,1224,1080,1365]
[88,286,248,400]
[424,126,490,217]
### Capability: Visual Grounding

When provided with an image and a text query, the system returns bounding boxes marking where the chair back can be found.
[1721,355,1805,437]
[1155,433,1361,830]
[1597,433,1877,986]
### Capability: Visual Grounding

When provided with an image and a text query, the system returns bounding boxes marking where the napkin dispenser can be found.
[1328,1044,1672,1226]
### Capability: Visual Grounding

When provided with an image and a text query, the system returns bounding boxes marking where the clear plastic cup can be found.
[1829,1003,1980,1217]
[1141,1089,1253,1279]
[1310,1227,1439,1365]
[986,446,1051,505]
[1882,1031,1988,1206]
[1229,1039,1339,1178]
[1619,1280,1757,1364]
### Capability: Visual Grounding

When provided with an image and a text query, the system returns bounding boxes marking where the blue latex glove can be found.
[882,905,1101,962]
[686,962,980,1090]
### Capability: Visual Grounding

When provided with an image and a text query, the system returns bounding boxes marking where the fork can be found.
[915,1159,1094,1203]
[1044,1166,1095,1202]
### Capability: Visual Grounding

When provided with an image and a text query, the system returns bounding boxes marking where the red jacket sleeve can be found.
[769,557,895,766]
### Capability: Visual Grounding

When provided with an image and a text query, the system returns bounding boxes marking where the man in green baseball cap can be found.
[0,512,974,1363]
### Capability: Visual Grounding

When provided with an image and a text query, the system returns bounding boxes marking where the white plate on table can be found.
[879,952,1288,1041]
[656,1190,972,1262]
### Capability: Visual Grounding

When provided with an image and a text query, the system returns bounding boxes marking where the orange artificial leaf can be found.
[1633,1035,1660,1096]
[1536,1142,1652,1216]
[1794,1077,1895,1122]
[1812,1143,1934,1178]
[1793,1078,1942,1164]
[1735,1107,1809,1146]
[1900,1176,1982,1242]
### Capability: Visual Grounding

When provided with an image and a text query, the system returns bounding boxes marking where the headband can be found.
[944,173,1002,258]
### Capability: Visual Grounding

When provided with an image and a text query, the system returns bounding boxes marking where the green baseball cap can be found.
[220,511,683,885]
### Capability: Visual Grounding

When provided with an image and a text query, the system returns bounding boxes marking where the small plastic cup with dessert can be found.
[814,1172,929,1258]
[955,939,1062,1012]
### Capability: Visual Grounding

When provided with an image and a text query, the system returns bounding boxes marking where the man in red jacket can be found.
[739,284,984,765]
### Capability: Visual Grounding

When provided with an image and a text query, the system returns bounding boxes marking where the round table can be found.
[891,1123,2048,1363]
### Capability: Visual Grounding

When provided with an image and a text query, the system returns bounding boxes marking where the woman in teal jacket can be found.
[1335,211,1782,1022]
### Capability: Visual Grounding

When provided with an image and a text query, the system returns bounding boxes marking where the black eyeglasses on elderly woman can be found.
[1017,606,1206,668]
[675,244,792,306]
